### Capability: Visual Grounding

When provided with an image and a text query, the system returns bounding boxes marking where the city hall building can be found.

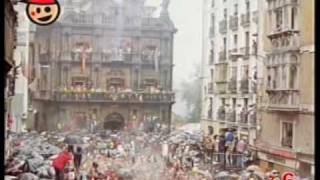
[30,0,176,131]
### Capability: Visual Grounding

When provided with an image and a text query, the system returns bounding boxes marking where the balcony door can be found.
[107,78,124,92]
[71,76,89,88]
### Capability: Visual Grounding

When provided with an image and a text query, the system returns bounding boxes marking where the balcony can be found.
[266,89,300,112]
[228,48,238,60]
[226,109,236,122]
[281,137,293,149]
[229,16,239,31]
[208,82,214,94]
[214,64,228,83]
[219,20,227,34]
[215,83,227,94]
[240,79,249,93]
[218,50,227,62]
[268,32,300,52]
[217,106,226,121]
[209,26,215,38]
[240,47,250,59]
[35,90,175,104]
[241,13,250,27]
[228,78,237,93]
[252,11,258,23]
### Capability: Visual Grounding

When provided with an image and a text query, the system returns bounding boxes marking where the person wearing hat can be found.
[21,0,61,26]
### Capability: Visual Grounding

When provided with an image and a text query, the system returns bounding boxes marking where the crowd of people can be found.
[8,120,289,180]
[202,129,254,169]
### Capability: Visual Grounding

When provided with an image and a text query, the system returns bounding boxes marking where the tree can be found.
[180,64,202,122]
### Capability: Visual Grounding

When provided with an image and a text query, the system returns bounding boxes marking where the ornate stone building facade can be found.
[256,0,314,177]
[31,0,176,131]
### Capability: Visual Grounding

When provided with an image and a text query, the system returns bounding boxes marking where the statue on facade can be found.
[161,0,170,10]
[161,0,170,16]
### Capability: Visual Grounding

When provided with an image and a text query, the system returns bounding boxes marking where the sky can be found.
[146,0,203,117]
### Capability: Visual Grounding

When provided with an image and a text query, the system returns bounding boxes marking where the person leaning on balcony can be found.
[236,137,247,168]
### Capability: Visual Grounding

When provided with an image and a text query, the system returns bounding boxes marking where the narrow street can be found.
[4,0,314,179]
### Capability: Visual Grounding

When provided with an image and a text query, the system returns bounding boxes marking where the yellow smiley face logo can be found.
[26,2,60,26]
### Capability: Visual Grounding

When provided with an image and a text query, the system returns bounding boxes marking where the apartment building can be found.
[256,0,314,177]
[201,0,261,146]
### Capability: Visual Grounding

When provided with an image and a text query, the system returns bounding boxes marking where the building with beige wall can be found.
[256,0,314,178]
[30,0,176,132]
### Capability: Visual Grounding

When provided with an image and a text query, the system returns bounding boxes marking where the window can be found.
[221,98,225,105]
[234,34,238,49]
[289,65,297,89]
[232,98,236,109]
[210,15,215,36]
[164,70,168,89]
[245,31,250,55]
[40,66,49,90]
[211,14,215,28]
[243,65,249,78]
[211,69,214,82]
[276,9,283,29]
[224,9,227,19]
[282,65,287,89]
[282,122,293,148]
[208,98,213,119]
[246,1,250,13]
[231,67,237,79]
[211,0,214,7]
[244,98,248,108]
[223,38,227,52]
[291,7,297,29]
[234,4,238,16]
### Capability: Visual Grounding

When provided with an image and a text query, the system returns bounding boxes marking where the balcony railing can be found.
[57,52,155,64]
[35,90,175,104]
[229,16,239,31]
[241,13,250,27]
[266,90,300,111]
[281,137,293,148]
[226,110,236,122]
[219,20,227,34]
[215,83,227,94]
[217,107,226,121]
[218,50,227,62]
[228,78,237,93]
[228,48,238,59]
[208,82,214,94]
[240,79,249,93]
[240,47,250,59]
[209,26,215,38]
